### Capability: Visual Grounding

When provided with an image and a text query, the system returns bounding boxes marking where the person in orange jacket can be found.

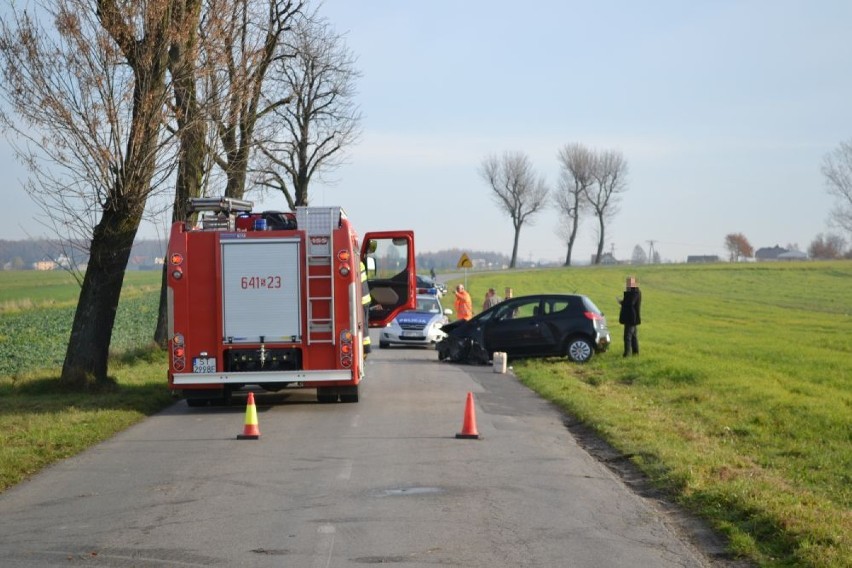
[454,284,473,320]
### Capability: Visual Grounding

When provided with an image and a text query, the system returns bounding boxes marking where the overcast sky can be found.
[2,1,851,263]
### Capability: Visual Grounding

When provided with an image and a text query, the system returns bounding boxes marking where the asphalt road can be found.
[0,338,726,567]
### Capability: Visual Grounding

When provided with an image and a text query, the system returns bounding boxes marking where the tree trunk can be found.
[155,5,205,347]
[294,136,310,206]
[594,215,606,264]
[295,162,310,206]
[510,225,521,268]
[564,209,580,267]
[224,139,250,199]
[154,264,171,348]
[61,207,141,387]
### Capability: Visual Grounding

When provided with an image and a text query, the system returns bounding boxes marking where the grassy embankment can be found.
[1,263,850,567]
[452,261,850,568]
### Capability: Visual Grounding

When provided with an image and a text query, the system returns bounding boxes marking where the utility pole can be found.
[646,240,656,264]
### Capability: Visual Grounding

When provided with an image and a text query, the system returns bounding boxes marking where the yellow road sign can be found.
[457,253,473,269]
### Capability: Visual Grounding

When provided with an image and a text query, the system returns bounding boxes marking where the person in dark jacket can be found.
[617,276,642,356]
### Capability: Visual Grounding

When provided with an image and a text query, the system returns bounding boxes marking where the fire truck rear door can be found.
[221,238,301,343]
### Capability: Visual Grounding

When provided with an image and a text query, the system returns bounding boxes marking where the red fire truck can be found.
[166,197,416,405]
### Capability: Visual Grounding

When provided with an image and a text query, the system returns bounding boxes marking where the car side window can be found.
[549,299,571,315]
[513,300,539,319]
[492,302,517,321]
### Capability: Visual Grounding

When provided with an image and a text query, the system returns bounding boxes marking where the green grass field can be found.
[451,261,851,568]
[0,271,162,376]
[0,270,170,490]
[1,263,850,567]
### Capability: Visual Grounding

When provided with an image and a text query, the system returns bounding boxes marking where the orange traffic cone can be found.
[456,392,480,439]
[237,392,261,440]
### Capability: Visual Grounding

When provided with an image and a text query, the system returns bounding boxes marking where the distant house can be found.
[33,259,57,271]
[600,253,619,265]
[755,245,788,261]
[686,255,720,263]
[127,255,162,270]
[590,253,619,265]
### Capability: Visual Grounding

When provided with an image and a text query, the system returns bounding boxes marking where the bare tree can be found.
[256,15,361,208]
[154,0,206,346]
[631,244,647,265]
[169,0,207,220]
[808,233,847,259]
[480,152,549,268]
[554,143,593,266]
[821,139,852,238]
[724,232,753,262]
[201,0,305,200]
[586,150,628,264]
[0,1,176,388]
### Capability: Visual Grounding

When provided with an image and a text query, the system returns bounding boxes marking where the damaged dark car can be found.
[437,293,610,364]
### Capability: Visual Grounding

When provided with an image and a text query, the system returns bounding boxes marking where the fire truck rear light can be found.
[172,268,183,279]
[170,253,183,265]
[173,334,184,346]
[339,265,350,276]
[337,250,351,262]
[339,330,354,367]
[174,347,185,358]
[174,360,184,371]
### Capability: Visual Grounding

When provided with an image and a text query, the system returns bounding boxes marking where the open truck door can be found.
[361,231,416,327]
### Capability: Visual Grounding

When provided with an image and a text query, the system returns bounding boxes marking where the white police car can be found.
[379,294,452,348]
[416,274,443,297]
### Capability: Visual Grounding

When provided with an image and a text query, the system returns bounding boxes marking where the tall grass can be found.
[455,261,851,568]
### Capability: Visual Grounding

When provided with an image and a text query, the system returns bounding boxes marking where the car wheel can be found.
[566,337,594,363]
[468,340,489,365]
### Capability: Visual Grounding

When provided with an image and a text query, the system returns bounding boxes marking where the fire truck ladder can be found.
[296,207,341,345]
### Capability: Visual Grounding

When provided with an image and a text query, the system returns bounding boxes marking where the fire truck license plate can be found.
[192,357,216,373]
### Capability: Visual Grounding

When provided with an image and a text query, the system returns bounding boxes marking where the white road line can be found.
[311,524,336,568]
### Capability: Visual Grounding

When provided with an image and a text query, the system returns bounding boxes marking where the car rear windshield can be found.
[581,296,603,315]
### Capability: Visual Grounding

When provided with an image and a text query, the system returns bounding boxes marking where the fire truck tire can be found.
[339,386,359,403]
[317,388,339,403]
